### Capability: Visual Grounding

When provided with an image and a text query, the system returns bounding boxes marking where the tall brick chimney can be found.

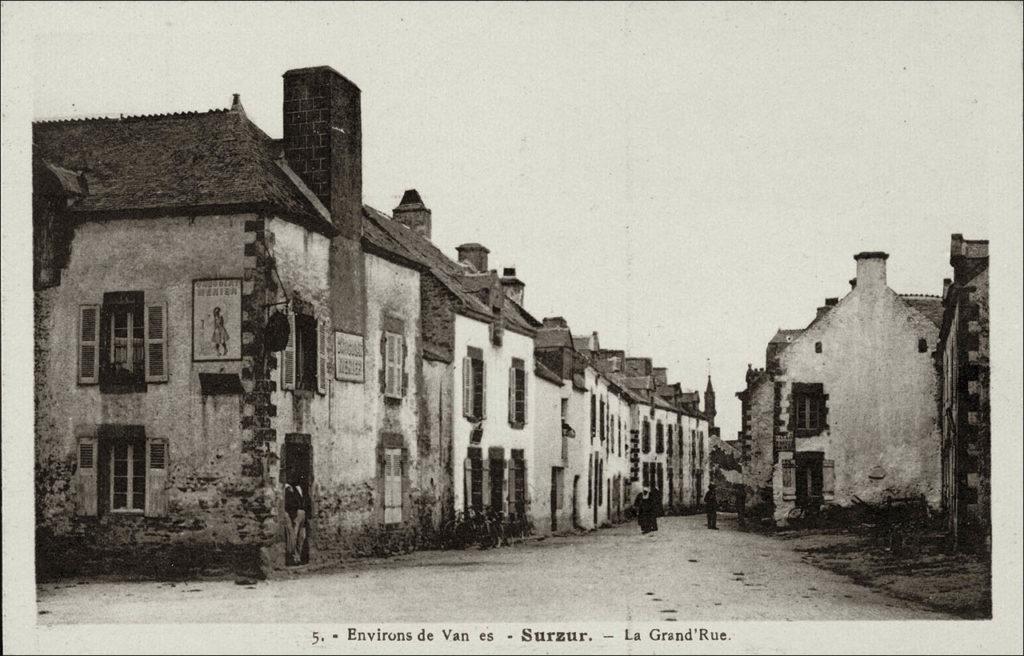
[500,267,525,306]
[282,66,362,240]
[456,243,489,273]
[282,66,365,335]
[853,251,888,291]
[393,189,431,239]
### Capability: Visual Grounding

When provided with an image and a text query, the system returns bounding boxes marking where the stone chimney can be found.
[500,267,525,306]
[282,66,362,240]
[853,251,889,291]
[393,189,432,239]
[456,243,489,273]
[815,306,830,321]
[652,367,668,387]
[282,66,365,335]
[825,297,838,307]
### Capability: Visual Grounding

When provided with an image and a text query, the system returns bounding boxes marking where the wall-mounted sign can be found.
[193,279,242,361]
[334,331,364,382]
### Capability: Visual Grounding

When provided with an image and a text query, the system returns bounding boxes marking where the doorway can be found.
[282,437,313,566]
[795,451,824,508]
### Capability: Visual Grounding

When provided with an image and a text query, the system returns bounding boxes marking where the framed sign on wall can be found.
[334,331,364,382]
[193,278,242,361]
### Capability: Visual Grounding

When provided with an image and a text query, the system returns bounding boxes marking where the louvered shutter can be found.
[379,332,388,394]
[479,360,487,420]
[317,319,328,395]
[145,439,169,517]
[463,457,473,511]
[144,303,168,383]
[823,459,835,497]
[781,459,796,500]
[384,449,402,524]
[481,458,491,511]
[521,368,528,425]
[508,366,516,425]
[281,313,296,390]
[76,437,98,516]
[78,305,100,385]
[462,357,473,418]
[401,338,409,397]
[505,458,513,516]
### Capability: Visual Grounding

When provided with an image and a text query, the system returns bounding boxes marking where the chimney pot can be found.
[456,243,489,273]
[853,251,888,290]
[825,297,838,306]
[393,188,432,239]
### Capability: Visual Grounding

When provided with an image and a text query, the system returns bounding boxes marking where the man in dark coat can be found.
[634,487,659,534]
[704,484,718,530]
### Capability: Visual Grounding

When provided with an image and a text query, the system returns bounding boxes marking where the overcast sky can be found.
[18,2,1023,440]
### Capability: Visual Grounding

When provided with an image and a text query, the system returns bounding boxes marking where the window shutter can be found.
[281,313,296,390]
[781,459,796,500]
[401,338,409,397]
[78,305,100,385]
[463,456,473,511]
[145,439,169,517]
[317,319,328,395]
[481,458,491,511]
[76,437,98,516]
[823,459,836,497]
[462,357,473,419]
[144,303,168,383]
[521,368,528,425]
[379,331,388,394]
[508,366,516,425]
[479,360,487,420]
[384,449,402,524]
[505,458,513,516]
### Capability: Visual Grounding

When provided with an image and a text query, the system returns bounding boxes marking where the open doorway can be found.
[281,437,313,566]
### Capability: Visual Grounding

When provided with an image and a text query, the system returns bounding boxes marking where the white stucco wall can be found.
[773,275,942,516]
[451,315,536,517]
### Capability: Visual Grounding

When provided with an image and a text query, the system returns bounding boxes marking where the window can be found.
[667,425,673,456]
[462,348,486,420]
[281,313,328,394]
[560,398,568,423]
[655,422,665,454]
[489,450,505,512]
[508,358,527,427]
[917,337,928,353]
[792,383,828,437]
[510,449,527,520]
[79,293,168,389]
[815,341,822,354]
[383,448,403,524]
[642,420,651,454]
[587,454,593,506]
[465,447,483,511]
[76,429,168,517]
[599,398,606,442]
[382,331,407,399]
[590,394,596,442]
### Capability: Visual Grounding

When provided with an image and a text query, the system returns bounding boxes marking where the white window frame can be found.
[109,441,146,514]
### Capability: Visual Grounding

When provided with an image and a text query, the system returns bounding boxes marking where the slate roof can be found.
[361,206,540,336]
[535,326,573,349]
[899,294,944,328]
[770,329,804,344]
[32,107,335,234]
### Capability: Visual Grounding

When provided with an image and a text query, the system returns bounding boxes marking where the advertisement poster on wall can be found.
[193,279,242,361]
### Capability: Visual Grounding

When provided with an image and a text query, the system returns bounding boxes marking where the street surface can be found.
[36,515,948,623]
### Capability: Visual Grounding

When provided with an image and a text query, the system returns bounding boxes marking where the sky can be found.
[12,2,1024,441]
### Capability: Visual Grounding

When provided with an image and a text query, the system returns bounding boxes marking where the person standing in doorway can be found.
[633,486,659,534]
[704,483,718,530]
[284,473,308,565]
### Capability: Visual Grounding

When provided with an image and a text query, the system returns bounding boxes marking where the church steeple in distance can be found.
[704,375,717,430]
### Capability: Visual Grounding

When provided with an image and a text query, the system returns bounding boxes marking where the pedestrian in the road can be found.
[633,486,659,534]
[704,483,718,530]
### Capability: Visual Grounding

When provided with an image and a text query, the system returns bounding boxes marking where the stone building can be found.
[736,252,944,524]
[935,234,990,552]
[362,200,543,534]
[33,66,435,577]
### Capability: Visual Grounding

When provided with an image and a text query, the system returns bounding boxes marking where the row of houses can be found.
[33,65,712,577]
[735,238,990,552]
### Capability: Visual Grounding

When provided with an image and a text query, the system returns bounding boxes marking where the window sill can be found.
[107,509,145,516]
[290,389,316,400]
[509,422,525,430]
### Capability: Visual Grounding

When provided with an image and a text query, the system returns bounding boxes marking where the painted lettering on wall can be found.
[334,331,364,382]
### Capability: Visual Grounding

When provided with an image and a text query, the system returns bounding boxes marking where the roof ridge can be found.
[899,293,941,299]
[33,107,232,125]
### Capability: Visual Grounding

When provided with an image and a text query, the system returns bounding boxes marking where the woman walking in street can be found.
[634,486,660,534]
